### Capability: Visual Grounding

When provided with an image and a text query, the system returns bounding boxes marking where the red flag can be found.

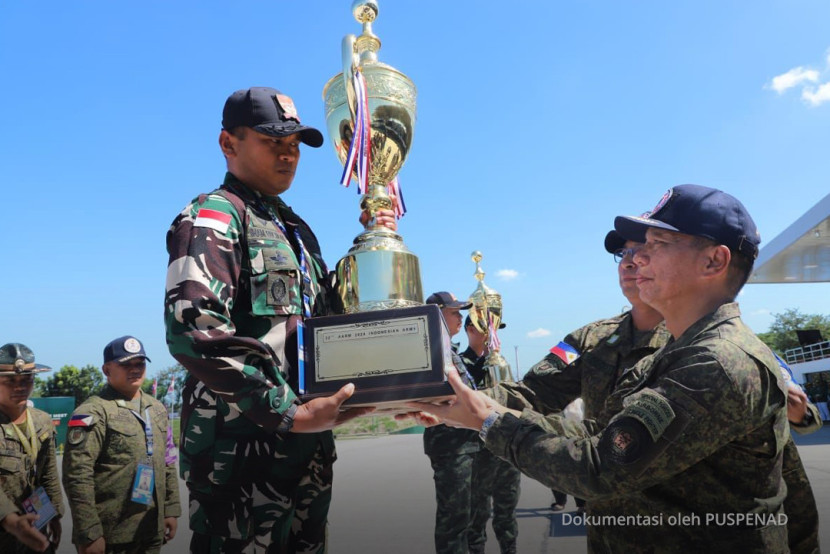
[167,377,176,395]
[151,378,158,397]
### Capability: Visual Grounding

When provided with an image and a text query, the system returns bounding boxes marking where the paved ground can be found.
[55,427,830,554]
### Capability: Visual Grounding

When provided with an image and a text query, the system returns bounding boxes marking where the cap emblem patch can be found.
[275,94,300,122]
[124,338,141,354]
[643,188,673,219]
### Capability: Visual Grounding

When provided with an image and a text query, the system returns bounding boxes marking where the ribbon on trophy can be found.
[387,176,407,218]
[339,67,407,219]
[340,68,371,196]
[488,311,501,352]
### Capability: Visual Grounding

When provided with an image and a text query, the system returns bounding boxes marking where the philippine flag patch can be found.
[68,414,94,428]
[194,208,232,234]
[550,341,580,365]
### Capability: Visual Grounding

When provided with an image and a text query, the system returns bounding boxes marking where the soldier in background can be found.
[463,317,520,554]
[0,343,62,553]
[63,336,180,554]
[422,291,478,554]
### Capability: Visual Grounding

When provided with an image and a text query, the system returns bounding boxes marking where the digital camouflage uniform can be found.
[422,344,479,554]
[491,311,670,422]
[0,408,63,554]
[496,309,819,553]
[463,347,520,554]
[165,173,337,553]
[62,385,180,553]
[485,303,792,553]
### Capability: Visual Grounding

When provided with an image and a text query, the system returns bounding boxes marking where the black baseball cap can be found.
[614,185,761,259]
[426,291,472,310]
[104,336,151,364]
[604,230,626,254]
[222,87,324,148]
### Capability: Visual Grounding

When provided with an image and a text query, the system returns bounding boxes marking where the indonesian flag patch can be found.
[68,414,95,427]
[550,341,580,365]
[194,208,232,234]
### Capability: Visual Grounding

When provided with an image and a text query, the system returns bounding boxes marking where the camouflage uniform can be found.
[491,311,670,421]
[165,173,337,553]
[0,408,63,554]
[464,347,520,554]
[422,344,479,554]
[62,385,180,553]
[485,303,792,553]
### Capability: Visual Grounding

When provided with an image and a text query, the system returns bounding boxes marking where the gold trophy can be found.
[468,251,514,387]
[302,0,454,409]
[323,0,421,312]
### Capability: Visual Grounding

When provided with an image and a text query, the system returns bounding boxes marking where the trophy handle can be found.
[341,34,358,123]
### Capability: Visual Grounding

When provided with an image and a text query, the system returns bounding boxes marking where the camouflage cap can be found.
[0,343,51,376]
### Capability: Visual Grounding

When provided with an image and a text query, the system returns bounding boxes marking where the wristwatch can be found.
[479,410,501,442]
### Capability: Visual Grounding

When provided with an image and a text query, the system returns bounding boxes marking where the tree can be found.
[757,309,830,355]
[36,364,104,405]
[143,364,186,414]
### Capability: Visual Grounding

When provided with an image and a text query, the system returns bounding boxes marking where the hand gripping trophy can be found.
[468,251,515,387]
[302,0,455,408]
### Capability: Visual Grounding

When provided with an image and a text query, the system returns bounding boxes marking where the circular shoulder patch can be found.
[67,427,88,447]
[599,418,651,466]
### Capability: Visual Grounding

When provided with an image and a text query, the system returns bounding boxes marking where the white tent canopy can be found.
[751,193,830,284]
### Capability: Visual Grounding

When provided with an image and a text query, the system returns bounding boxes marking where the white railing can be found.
[785,340,830,364]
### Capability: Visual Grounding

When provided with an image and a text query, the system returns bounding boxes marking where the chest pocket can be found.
[247,217,303,317]
[0,448,23,474]
[105,414,140,457]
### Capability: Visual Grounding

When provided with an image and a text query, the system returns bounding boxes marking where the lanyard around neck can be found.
[10,409,38,461]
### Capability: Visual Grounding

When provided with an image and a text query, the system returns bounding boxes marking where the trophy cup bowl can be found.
[323,64,422,312]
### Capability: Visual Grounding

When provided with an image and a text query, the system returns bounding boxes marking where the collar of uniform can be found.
[222,172,297,225]
[671,302,741,347]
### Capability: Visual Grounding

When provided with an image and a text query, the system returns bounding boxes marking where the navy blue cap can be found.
[222,87,324,148]
[426,291,472,310]
[614,185,761,259]
[104,336,151,364]
[604,230,626,254]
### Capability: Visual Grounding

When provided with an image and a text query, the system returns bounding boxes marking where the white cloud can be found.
[768,66,819,93]
[527,328,551,339]
[751,308,771,316]
[802,82,830,106]
[496,269,519,281]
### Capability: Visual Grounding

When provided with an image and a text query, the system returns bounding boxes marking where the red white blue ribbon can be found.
[488,312,501,352]
[340,68,371,196]
[386,176,407,218]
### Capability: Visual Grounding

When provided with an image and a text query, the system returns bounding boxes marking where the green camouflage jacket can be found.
[494,311,670,422]
[165,173,336,487]
[0,407,63,548]
[486,303,791,553]
[62,386,180,545]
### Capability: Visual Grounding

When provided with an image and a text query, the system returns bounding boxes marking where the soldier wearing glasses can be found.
[63,336,180,554]
[0,343,62,553]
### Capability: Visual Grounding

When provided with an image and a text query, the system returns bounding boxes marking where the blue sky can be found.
[2,1,829,378]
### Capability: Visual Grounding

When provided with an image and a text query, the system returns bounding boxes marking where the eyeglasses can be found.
[613,247,641,263]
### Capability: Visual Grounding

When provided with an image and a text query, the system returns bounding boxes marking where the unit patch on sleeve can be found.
[622,388,675,442]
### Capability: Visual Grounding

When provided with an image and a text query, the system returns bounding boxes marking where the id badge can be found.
[130,462,155,505]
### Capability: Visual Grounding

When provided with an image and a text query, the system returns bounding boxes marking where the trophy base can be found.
[301,304,455,412]
[336,229,424,313]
